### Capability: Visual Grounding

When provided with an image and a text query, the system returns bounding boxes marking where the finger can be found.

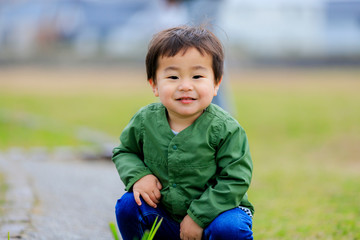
[146,190,159,204]
[153,188,161,201]
[180,230,187,240]
[151,191,160,204]
[141,192,157,208]
[156,180,162,190]
[133,191,142,206]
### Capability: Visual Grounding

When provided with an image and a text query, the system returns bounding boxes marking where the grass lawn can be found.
[0,66,359,239]
[0,173,7,216]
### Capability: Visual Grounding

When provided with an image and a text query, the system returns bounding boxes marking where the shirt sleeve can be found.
[187,120,253,228]
[112,110,153,191]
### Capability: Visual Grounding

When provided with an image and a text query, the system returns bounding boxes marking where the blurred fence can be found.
[0,0,360,65]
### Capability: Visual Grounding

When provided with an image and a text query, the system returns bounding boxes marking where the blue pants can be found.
[115,192,253,240]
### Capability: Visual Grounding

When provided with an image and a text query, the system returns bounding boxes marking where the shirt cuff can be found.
[187,209,207,229]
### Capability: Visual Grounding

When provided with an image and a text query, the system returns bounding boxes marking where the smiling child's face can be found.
[150,47,221,127]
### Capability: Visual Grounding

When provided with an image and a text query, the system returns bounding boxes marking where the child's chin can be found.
[178,110,203,117]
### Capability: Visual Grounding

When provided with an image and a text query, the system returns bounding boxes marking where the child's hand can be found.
[180,215,203,240]
[133,174,162,208]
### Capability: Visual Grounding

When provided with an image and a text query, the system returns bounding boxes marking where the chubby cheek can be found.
[200,86,217,100]
[157,87,173,102]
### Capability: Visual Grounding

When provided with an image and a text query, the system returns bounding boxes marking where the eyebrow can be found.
[164,66,179,72]
[192,65,207,71]
[164,65,207,72]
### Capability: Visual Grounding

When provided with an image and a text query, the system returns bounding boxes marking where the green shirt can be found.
[112,103,254,228]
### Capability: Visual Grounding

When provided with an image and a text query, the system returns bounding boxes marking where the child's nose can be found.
[178,78,193,91]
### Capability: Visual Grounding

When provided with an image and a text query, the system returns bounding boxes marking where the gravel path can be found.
[0,148,125,240]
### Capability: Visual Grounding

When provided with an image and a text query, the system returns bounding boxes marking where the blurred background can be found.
[0,0,360,239]
[1,0,360,65]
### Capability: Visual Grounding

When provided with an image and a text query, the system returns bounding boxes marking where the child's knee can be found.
[205,209,253,240]
[206,224,253,240]
[115,192,138,218]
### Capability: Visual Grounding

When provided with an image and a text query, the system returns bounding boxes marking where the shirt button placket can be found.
[169,142,179,204]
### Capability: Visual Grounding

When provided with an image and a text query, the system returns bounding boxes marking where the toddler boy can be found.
[112,25,254,240]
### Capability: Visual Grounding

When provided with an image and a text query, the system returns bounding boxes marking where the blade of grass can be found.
[148,216,159,237]
[109,222,120,240]
[148,217,163,240]
[141,230,150,240]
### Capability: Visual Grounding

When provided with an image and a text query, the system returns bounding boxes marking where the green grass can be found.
[109,222,120,240]
[109,216,163,240]
[0,71,155,148]
[1,67,360,239]
[0,173,7,216]
[0,94,154,148]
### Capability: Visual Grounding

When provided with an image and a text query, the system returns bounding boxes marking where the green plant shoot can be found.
[109,222,120,240]
[109,216,163,240]
[141,216,163,240]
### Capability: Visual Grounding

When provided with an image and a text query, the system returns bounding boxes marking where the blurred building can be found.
[0,0,359,64]
[221,0,360,62]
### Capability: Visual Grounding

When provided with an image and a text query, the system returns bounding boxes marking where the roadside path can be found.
[0,148,125,239]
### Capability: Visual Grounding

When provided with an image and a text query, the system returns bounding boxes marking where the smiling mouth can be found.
[176,97,196,103]
[176,97,196,100]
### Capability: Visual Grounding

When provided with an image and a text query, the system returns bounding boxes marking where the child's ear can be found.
[149,79,159,97]
[213,76,223,96]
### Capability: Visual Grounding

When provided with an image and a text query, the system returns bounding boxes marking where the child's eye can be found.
[193,75,203,79]
[168,76,178,80]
